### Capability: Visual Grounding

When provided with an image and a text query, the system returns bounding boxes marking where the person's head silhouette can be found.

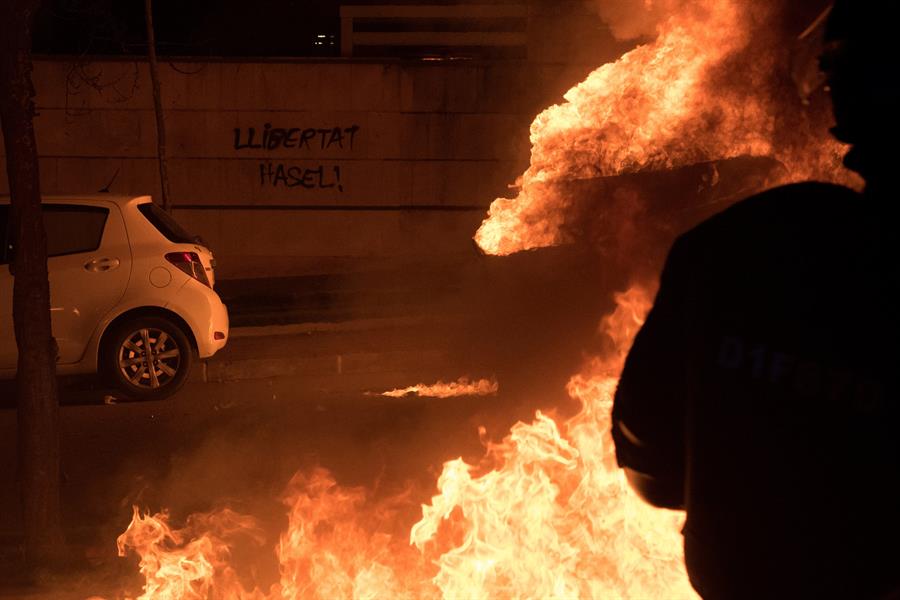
[823,1,900,188]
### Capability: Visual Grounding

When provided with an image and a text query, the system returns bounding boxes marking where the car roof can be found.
[0,194,153,207]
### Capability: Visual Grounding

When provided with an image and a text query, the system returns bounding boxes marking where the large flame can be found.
[475,0,848,256]
[112,0,849,597]
[115,285,693,599]
[409,286,693,599]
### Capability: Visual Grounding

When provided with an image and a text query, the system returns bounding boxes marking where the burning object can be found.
[111,0,852,597]
[475,1,849,257]
[378,377,499,399]
[115,289,694,599]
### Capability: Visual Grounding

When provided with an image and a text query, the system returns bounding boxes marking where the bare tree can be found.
[144,0,171,211]
[0,0,66,569]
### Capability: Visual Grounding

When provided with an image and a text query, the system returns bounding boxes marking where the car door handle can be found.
[84,257,121,272]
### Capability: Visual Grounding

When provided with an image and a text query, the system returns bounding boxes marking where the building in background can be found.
[1,1,634,278]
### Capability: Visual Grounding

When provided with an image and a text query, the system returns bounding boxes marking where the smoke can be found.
[587,0,695,40]
[70,2,848,597]
[590,0,832,41]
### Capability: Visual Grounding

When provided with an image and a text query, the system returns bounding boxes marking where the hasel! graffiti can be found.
[258,164,343,191]
[233,124,360,191]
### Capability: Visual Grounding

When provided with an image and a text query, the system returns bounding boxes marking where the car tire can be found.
[101,316,194,400]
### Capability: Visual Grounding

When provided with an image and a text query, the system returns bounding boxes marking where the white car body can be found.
[0,194,228,388]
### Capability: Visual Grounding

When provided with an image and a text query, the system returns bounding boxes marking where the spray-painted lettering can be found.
[259,163,343,191]
[235,125,360,151]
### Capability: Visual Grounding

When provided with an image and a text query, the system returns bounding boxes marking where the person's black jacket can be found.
[612,182,900,599]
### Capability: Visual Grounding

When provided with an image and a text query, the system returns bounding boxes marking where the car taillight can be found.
[165,252,211,287]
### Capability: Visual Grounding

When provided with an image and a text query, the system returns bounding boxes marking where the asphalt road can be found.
[0,248,613,597]
[0,373,555,598]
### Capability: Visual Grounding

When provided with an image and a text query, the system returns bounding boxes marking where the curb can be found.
[198,314,463,384]
[204,349,449,383]
[227,314,443,339]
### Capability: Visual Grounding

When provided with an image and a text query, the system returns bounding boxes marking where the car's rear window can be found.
[138,202,195,244]
[43,205,108,257]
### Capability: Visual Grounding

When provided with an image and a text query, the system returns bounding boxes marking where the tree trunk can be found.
[0,0,65,569]
[144,0,172,211]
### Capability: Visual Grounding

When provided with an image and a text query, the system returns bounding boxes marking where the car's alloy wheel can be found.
[103,316,193,400]
[117,327,181,390]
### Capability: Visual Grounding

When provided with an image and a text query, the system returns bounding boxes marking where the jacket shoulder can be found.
[679,182,861,245]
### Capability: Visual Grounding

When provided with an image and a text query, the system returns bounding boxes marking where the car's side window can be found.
[0,206,8,265]
[43,205,109,257]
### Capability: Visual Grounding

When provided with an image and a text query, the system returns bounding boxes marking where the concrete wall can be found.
[1,10,629,278]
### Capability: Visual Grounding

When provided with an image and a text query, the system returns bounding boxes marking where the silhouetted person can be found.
[612,2,900,598]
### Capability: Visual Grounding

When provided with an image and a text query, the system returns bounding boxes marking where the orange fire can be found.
[378,377,499,398]
[409,286,694,599]
[474,0,850,256]
[116,507,266,599]
[274,469,433,599]
[113,1,849,597]
[116,287,694,599]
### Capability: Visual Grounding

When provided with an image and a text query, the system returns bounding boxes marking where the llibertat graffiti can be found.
[233,125,360,151]
[233,123,360,192]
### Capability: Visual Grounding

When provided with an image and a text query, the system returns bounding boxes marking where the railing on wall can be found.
[339,4,529,59]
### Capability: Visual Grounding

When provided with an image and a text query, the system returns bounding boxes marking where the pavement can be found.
[4,248,613,406]
[197,260,476,389]
[0,259,488,597]
[215,261,472,328]
[0,249,612,595]
[204,249,615,390]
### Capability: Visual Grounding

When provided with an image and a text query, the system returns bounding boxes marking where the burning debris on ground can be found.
[100,2,849,598]
[376,377,499,399]
[1,0,869,598]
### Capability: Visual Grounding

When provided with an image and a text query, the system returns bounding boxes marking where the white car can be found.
[0,194,228,399]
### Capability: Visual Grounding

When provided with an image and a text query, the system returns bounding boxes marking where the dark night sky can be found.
[32,0,534,58]
[32,0,833,58]
[33,0,344,57]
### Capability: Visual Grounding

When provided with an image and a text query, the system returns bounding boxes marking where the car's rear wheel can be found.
[102,316,193,400]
